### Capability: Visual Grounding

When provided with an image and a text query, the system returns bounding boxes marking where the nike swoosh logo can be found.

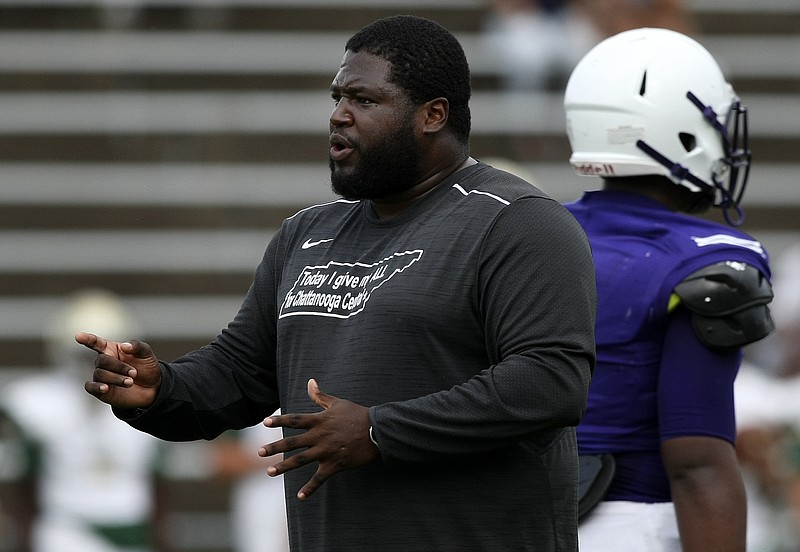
[301,238,334,250]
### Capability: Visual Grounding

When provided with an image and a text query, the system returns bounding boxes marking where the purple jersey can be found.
[565,190,770,502]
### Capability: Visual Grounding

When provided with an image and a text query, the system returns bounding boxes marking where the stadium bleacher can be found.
[0,1,797,549]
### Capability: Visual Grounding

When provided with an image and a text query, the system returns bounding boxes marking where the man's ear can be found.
[420,97,449,135]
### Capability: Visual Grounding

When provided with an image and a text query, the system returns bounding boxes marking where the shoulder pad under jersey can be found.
[673,261,774,349]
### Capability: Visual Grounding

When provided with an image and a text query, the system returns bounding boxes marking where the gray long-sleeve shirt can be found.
[124,162,597,551]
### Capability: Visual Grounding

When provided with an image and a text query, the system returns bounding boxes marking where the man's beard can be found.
[330,119,423,200]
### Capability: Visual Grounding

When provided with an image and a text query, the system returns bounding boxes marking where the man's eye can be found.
[330,95,374,107]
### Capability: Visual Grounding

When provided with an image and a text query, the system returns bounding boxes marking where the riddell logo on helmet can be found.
[572,163,615,176]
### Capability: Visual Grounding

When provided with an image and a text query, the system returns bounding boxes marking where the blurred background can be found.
[0,1,797,551]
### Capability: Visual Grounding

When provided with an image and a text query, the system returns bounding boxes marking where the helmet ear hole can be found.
[679,132,696,152]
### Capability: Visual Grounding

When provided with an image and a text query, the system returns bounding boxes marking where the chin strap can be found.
[686,91,730,145]
[635,139,745,227]
[635,139,712,192]
[718,187,746,226]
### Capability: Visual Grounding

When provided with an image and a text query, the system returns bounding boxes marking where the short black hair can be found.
[345,15,472,146]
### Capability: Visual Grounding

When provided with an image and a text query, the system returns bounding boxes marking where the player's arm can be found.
[659,261,773,551]
[661,434,746,552]
[658,307,747,552]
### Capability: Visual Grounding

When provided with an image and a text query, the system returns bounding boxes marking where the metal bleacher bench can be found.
[0,2,797,551]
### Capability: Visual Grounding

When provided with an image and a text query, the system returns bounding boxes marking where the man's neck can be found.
[369,156,476,219]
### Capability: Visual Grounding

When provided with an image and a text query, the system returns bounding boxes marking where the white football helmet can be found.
[564,27,750,225]
[44,288,141,369]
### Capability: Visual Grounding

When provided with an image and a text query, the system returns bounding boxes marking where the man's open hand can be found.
[258,379,379,500]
